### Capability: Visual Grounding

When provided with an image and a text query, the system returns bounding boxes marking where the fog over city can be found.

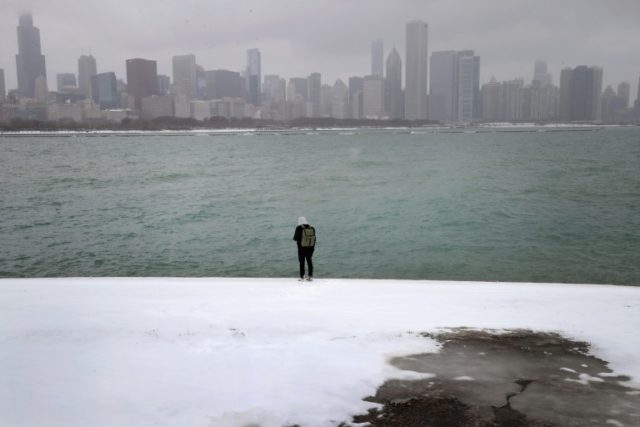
[1,0,640,94]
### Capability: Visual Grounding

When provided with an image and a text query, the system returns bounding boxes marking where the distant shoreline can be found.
[0,123,624,137]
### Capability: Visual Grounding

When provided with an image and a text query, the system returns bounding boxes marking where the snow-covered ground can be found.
[1,278,639,426]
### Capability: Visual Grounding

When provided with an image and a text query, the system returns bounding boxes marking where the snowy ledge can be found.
[1,278,639,426]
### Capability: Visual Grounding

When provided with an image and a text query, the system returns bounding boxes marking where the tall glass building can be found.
[457,50,480,123]
[15,13,47,99]
[404,21,428,120]
[246,49,261,106]
[78,55,97,98]
[91,72,119,109]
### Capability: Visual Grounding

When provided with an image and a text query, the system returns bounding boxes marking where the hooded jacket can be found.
[293,217,316,248]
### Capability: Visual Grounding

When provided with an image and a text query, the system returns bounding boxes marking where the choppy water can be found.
[1,128,639,284]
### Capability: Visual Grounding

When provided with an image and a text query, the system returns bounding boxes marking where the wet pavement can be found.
[347,329,640,426]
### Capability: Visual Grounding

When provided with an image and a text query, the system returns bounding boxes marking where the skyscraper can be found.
[559,68,573,121]
[263,75,286,105]
[429,51,457,122]
[601,86,617,122]
[371,39,384,78]
[262,75,287,119]
[617,81,630,109]
[635,76,640,111]
[172,54,197,98]
[363,75,385,118]
[78,55,97,99]
[307,72,321,117]
[288,78,309,102]
[533,60,552,87]
[287,77,308,120]
[599,81,630,123]
[15,13,47,99]
[404,20,428,120]
[204,70,244,100]
[348,76,364,119]
[385,47,403,119]
[457,50,480,123]
[331,79,349,119]
[0,69,5,101]
[559,66,603,121]
[157,75,171,95]
[246,48,261,106]
[34,75,48,103]
[429,50,479,123]
[56,73,77,91]
[574,66,603,121]
[196,65,206,99]
[126,58,158,110]
[91,72,118,109]
[501,79,525,121]
[320,84,332,117]
[522,80,559,121]
[480,77,501,121]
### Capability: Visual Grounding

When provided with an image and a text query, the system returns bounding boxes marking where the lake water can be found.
[1,127,639,285]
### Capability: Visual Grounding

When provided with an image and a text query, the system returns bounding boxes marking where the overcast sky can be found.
[2,0,640,100]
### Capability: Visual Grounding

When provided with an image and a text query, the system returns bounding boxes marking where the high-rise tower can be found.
[428,51,457,122]
[307,73,322,117]
[288,78,309,103]
[371,39,384,78]
[348,76,364,119]
[533,60,552,87]
[363,75,385,118]
[126,58,158,110]
[617,82,630,109]
[559,66,603,121]
[15,13,47,99]
[429,50,479,123]
[0,69,5,101]
[78,54,97,98]
[331,79,349,119]
[204,70,243,100]
[91,72,118,109]
[246,49,261,106]
[172,54,197,98]
[404,21,428,120]
[385,47,403,119]
[457,50,480,123]
[559,68,573,121]
[56,73,77,91]
[635,76,640,111]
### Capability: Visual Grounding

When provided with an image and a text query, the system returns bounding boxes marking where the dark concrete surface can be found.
[345,329,640,427]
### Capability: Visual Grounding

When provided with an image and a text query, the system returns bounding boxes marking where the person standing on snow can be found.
[293,216,316,281]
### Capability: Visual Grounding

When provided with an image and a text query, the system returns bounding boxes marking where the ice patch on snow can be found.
[566,373,606,385]
[598,372,623,377]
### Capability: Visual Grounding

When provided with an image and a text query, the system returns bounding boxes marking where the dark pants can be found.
[298,246,314,278]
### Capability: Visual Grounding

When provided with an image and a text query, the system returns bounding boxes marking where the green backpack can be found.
[300,226,316,247]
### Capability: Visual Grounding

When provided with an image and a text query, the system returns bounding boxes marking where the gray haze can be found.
[1,0,640,96]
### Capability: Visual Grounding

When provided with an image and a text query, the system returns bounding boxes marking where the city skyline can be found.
[1,1,640,97]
